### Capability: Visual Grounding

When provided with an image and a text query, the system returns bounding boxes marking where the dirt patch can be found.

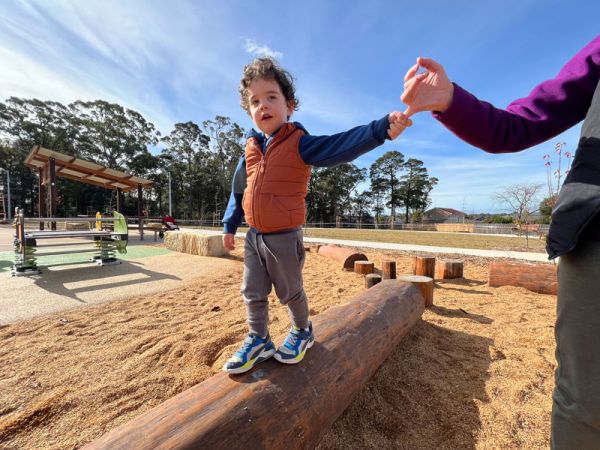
[0,242,555,449]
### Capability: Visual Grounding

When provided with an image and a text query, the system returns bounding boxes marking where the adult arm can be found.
[405,36,600,152]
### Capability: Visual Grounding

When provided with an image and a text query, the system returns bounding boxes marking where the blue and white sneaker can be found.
[274,322,315,364]
[222,333,275,374]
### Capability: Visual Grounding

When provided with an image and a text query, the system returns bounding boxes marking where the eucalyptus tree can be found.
[0,98,79,215]
[202,116,245,214]
[309,163,365,224]
[71,100,160,171]
[369,150,405,227]
[161,121,210,219]
[397,158,438,223]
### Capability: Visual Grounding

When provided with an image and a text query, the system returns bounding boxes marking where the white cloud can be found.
[243,38,283,60]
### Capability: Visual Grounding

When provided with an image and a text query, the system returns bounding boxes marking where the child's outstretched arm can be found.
[298,113,412,168]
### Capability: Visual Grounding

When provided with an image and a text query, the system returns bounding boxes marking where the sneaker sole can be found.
[273,339,314,365]
[223,347,275,375]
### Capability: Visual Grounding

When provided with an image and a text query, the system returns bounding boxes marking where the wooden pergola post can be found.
[38,168,46,230]
[49,157,57,230]
[137,183,143,240]
[116,188,122,213]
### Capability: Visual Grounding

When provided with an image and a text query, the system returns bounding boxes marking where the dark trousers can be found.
[553,241,600,449]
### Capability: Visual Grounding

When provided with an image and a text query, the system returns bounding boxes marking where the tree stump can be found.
[412,256,435,278]
[399,275,434,307]
[354,261,374,275]
[382,260,396,279]
[435,259,463,279]
[488,261,557,295]
[317,244,367,271]
[83,281,425,450]
[365,273,382,288]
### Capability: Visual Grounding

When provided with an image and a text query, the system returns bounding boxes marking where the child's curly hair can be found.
[239,57,299,114]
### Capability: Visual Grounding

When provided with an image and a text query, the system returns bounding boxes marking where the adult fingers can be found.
[404,62,420,82]
[417,57,444,73]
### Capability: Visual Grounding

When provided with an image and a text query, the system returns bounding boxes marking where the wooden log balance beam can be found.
[317,244,367,270]
[488,261,558,295]
[84,280,424,450]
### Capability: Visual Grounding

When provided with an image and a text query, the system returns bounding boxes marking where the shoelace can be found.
[236,335,259,357]
[284,328,302,350]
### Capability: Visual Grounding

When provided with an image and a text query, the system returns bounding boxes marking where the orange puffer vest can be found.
[242,123,311,233]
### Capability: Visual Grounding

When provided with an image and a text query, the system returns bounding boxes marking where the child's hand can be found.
[387,111,412,140]
[223,233,235,251]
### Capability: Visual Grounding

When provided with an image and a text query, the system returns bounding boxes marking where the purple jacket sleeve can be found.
[433,35,600,153]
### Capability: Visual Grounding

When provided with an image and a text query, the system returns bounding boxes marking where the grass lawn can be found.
[195,226,546,253]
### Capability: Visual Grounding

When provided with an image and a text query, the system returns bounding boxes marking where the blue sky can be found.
[0,0,598,213]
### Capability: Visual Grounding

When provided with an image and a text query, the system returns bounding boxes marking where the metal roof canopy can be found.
[25,145,153,192]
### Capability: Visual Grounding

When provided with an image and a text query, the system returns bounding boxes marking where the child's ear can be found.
[287,100,294,118]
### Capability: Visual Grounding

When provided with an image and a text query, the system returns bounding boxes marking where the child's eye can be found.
[251,99,259,106]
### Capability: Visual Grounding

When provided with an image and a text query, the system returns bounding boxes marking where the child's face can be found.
[247,77,294,137]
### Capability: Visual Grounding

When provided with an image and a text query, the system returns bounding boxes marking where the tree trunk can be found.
[84,281,425,450]
[382,260,396,279]
[398,275,434,307]
[365,273,382,288]
[435,260,463,279]
[354,261,374,275]
[488,261,557,295]
[412,256,435,278]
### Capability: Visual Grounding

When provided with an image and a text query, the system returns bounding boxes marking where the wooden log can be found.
[317,244,367,271]
[488,261,557,295]
[365,273,382,288]
[399,275,434,307]
[412,256,435,278]
[83,281,425,450]
[435,259,463,279]
[354,261,374,275]
[382,260,396,279]
[311,244,323,253]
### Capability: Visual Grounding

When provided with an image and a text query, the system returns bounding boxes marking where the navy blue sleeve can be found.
[221,156,247,234]
[299,115,390,167]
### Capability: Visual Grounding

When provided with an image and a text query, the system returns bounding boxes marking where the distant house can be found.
[423,207,466,223]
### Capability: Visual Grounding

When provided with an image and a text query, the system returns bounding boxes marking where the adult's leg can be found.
[241,229,272,337]
[553,241,600,449]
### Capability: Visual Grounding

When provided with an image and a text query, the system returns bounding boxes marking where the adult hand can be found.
[387,111,412,140]
[401,57,454,117]
[223,233,235,251]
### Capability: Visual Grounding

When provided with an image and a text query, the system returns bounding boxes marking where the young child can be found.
[222,57,411,374]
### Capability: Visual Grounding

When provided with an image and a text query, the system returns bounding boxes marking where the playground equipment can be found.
[25,145,153,238]
[83,280,425,450]
[11,208,129,276]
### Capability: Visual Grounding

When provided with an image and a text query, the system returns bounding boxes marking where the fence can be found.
[170,219,549,237]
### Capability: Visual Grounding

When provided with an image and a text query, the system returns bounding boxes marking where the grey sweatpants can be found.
[552,241,600,449]
[241,228,309,338]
